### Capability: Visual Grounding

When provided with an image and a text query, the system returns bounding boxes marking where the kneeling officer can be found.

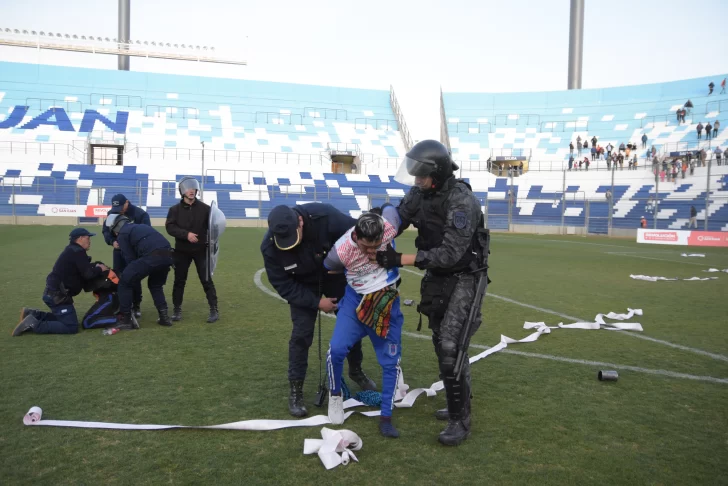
[13,228,108,336]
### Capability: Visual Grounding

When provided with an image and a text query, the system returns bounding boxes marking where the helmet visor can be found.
[179,178,200,196]
[393,156,436,186]
[105,213,129,234]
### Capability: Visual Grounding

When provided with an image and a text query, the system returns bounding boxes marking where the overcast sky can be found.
[1,0,727,140]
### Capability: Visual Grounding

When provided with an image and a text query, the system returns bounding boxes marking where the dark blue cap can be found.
[69,228,97,240]
[268,205,300,250]
[111,194,128,209]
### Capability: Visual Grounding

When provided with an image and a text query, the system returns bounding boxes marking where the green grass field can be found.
[1,226,727,485]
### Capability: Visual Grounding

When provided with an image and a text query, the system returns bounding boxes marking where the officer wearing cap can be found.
[102,194,150,319]
[375,139,489,446]
[13,228,109,336]
[261,203,376,417]
[107,213,175,329]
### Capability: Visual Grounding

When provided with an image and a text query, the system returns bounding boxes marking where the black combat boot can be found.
[348,366,377,391]
[171,307,182,321]
[288,380,308,418]
[206,305,219,323]
[438,373,471,446]
[132,303,142,319]
[157,308,173,327]
[116,312,138,331]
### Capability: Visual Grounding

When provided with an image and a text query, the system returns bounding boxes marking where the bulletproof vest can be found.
[410,177,482,273]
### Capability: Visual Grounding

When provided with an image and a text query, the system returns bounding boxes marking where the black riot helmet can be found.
[394,140,459,190]
[105,213,132,235]
[178,176,200,198]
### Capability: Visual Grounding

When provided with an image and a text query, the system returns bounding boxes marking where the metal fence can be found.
[1,177,725,234]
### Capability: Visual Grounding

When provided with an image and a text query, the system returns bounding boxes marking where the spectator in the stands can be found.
[641,133,648,149]
[671,165,678,184]
[685,99,693,115]
[577,140,582,156]
[651,146,657,158]
[713,120,720,138]
[676,108,682,123]
[696,122,703,139]
[576,135,582,145]
[606,142,613,159]
[628,157,634,170]
[705,122,713,140]
[519,161,524,176]
[708,81,714,95]
[583,157,590,171]
[689,158,696,175]
[716,147,723,166]
[659,168,666,182]
[591,136,597,147]
[605,189,612,202]
[724,147,728,162]
[569,141,574,155]
[700,149,707,167]
[619,142,626,153]
[583,140,589,150]
[640,216,647,228]
[681,159,687,179]
[721,78,726,95]
[568,155,574,171]
[618,152,624,170]
[633,154,638,170]
[578,159,583,170]
[689,206,698,228]
[681,108,687,123]
[591,145,596,161]
[605,154,611,170]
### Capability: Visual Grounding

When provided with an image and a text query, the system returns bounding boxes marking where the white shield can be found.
[206,200,227,281]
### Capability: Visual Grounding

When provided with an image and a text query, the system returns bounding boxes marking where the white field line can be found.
[400,267,728,363]
[254,269,728,385]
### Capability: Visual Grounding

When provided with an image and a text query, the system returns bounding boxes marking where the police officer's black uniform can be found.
[377,140,489,446]
[102,194,151,317]
[13,228,106,336]
[165,177,219,323]
[261,203,376,417]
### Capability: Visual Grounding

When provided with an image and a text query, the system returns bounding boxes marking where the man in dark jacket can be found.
[107,213,174,328]
[13,228,108,336]
[261,203,376,417]
[165,177,219,323]
[376,140,490,446]
[102,193,150,318]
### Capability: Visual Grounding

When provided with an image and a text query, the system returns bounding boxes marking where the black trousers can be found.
[172,249,217,308]
[288,274,364,382]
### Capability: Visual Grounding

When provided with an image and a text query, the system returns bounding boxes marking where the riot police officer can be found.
[13,228,109,336]
[261,203,377,417]
[102,193,151,318]
[165,177,219,323]
[107,213,174,328]
[376,139,489,446]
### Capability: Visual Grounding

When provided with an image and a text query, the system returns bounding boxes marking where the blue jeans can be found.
[34,294,79,334]
[327,285,403,417]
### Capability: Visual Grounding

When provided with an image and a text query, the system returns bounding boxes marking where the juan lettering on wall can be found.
[0,106,129,133]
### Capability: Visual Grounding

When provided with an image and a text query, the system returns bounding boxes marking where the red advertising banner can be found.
[637,229,728,247]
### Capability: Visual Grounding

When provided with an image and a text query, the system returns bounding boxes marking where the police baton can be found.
[453,268,488,381]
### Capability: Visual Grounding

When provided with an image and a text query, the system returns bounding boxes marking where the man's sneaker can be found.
[171,307,182,322]
[328,393,345,425]
[12,315,39,336]
[132,304,142,319]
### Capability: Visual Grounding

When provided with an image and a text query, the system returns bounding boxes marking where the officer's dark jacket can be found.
[46,242,104,296]
[117,224,171,263]
[261,203,355,310]
[102,203,151,246]
[165,198,210,253]
[397,176,484,273]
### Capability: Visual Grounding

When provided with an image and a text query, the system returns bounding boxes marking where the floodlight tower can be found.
[567,0,584,89]
[118,0,130,70]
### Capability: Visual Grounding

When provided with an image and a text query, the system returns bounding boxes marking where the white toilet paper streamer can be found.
[23,308,644,430]
[704,268,728,273]
[681,253,705,257]
[303,427,362,470]
[630,274,718,282]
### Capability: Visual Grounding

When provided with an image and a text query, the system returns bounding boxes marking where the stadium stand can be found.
[0,61,726,232]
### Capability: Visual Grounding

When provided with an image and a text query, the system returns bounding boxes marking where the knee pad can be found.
[439,340,457,373]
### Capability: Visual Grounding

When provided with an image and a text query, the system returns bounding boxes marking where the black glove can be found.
[376,244,402,269]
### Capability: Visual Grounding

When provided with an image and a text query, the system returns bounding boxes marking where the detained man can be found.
[325,205,404,438]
